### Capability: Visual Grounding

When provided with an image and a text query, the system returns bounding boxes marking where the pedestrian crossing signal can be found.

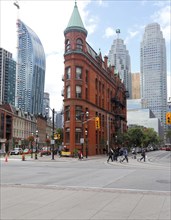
[95,117,100,129]
[166,112,171,125]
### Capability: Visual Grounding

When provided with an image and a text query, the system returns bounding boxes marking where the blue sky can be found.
[1,0,170,111]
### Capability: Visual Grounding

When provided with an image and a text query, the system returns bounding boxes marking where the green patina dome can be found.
[64,2,87,36]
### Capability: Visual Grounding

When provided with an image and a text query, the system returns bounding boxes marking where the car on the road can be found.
[0,149,6,156]
[131,147,142,154]
[23,149,31,154]
[40,147,51,156]
[166,146,171,151]
[10,148,23,155]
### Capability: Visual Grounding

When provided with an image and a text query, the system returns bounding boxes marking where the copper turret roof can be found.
[64,1,87,36]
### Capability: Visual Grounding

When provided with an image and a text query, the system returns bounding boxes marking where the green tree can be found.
[166,130,171,143]
[142,128,159,148]
[126,125,160,150]
[127,126,144,149]
[55,128,63,146]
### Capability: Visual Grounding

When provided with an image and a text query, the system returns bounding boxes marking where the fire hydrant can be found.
[22,154,25,161]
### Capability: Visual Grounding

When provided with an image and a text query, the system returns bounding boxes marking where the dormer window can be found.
[65,39,71,52]
[76,38,83,51]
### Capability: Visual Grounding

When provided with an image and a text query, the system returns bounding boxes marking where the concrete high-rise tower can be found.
[108,31,132,99]
[43,92,50,118]
[15,19,46,115]
[140,23,167,132]
[132,72,140,99]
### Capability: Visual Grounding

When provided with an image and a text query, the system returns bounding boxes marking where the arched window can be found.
[76,85,82,98]
[76,38,83,51]
[65,39,71,52]
[66,86,70,98]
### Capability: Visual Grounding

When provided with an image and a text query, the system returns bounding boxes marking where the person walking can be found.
[107,148,114,162]
[121,148,128,163]
[113,147,119,161]
[78,150,83,160]
[140,149,146,162]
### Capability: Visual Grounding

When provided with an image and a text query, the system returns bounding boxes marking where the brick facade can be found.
[63,7,127,156]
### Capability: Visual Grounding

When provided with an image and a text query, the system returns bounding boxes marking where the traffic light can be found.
[166,112,171,125]
[54,133,61,139]
[95,117,100,129]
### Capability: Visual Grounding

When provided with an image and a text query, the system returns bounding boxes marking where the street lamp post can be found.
[31,133,33,158]
[35,130,38,160]
[46,106,55,160]
[51,108,55,160]
[80,111,89,157]
[85,128,88,158]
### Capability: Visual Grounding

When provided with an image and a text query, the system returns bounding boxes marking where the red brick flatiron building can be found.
[62,2,127,156]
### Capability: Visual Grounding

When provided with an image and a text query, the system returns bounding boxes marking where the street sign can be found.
[51,140,55,144]
[80,138,84,144]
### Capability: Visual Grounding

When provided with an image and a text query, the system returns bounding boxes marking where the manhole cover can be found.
[156,180,170,184]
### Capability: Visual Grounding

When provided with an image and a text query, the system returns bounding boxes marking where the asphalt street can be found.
[0,150,171,220]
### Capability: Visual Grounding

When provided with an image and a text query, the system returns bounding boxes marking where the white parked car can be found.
[10,148,23,155]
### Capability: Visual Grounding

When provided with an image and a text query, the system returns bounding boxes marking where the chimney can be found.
[104,56,108,69]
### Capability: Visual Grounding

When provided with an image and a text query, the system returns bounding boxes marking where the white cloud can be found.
[140,1,148,6]
[129,30,139,38]
[153,1,169,7]
[103,27,116,38]
[151,5,171,43]
[96,0,108,7]
[124,30,139,44]
[0,0,90,111]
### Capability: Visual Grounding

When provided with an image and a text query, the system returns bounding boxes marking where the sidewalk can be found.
[1,154,170,219]
[107,155,170,170]
[1,184,170,220]
[1,154,170,170]
[0,154,106,162]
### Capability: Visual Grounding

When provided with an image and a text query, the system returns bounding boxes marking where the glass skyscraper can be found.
[108,35,132,99]
[0,48,16,105]
[140,23,167,132]
[15,19,46,115]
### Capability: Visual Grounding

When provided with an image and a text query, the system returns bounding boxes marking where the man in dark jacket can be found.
[107,148,114,162]
[121,148,128,162]
[140,149,146,162]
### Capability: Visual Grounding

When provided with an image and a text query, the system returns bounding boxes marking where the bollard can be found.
[5,154,8,162]
[22,154,25,161]
[35,153,37,160]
